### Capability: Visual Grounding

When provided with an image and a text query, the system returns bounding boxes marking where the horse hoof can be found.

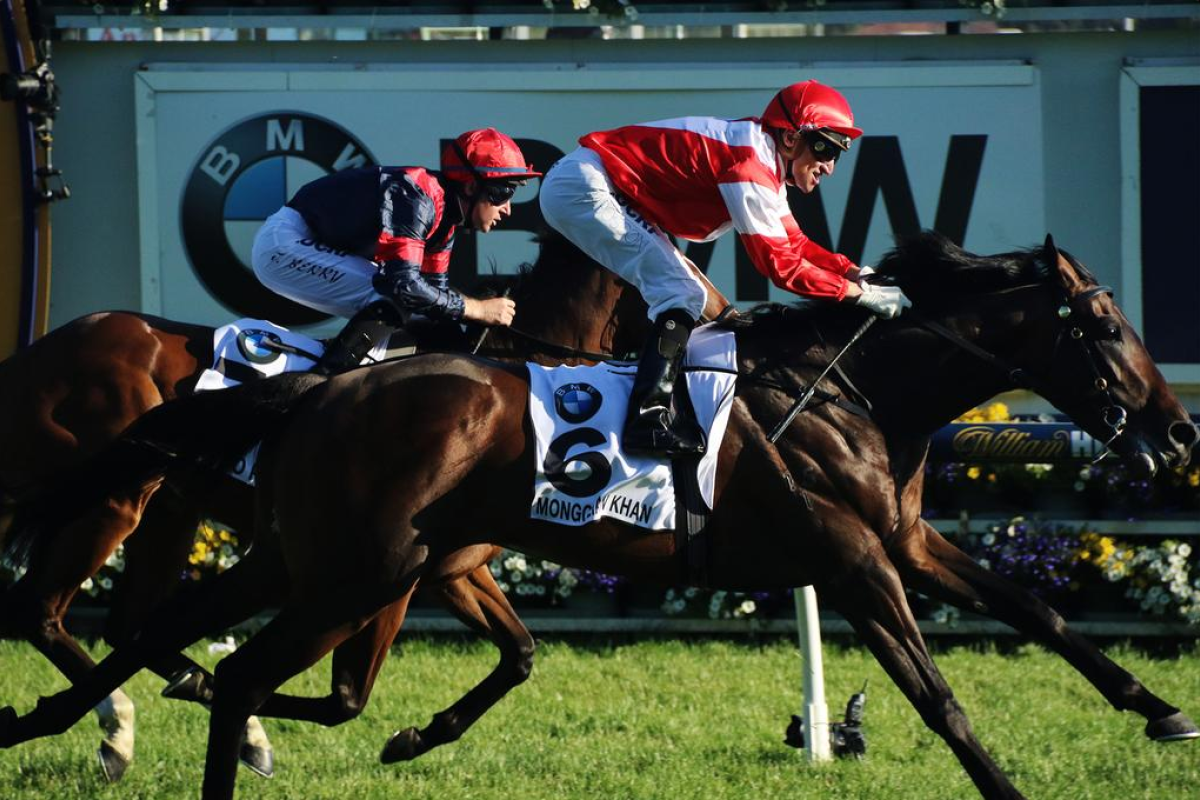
[380,728,423,764]
[97,741,131,783]
[1146,711,1200,742]
[239,741,275,778]
[161,666,212,704]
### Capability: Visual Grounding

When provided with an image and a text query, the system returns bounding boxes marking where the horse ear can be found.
[1043,233,1084,292]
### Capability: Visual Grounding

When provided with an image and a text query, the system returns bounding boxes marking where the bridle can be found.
[911,281,1128,460]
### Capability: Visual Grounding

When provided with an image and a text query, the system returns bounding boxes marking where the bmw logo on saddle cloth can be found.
[553,383,603,424]
[236,329,285,365]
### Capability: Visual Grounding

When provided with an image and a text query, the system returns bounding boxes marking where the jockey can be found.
[251,128,541,372]
[539,80,912,458]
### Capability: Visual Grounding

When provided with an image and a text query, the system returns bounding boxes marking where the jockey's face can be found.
[459,180,513,232]
[472,191,512,233]
[788,136,837,194]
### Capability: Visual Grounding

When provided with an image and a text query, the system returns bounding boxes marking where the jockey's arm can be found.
[374,256,466,321]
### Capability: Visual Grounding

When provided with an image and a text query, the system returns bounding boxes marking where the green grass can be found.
[0,637,1196,799]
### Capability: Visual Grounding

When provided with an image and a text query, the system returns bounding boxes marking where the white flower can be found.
[735,600,757,618]
[80,577,94,593]
[105,545,126,570]
[1177,543,1192,557]
[982,533,996,546]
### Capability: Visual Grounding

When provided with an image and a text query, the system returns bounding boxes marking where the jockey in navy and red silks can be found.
[539,80,912,458]
[251,128,541,368]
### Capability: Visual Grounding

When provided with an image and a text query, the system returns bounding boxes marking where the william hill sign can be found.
[930,424,1104,462]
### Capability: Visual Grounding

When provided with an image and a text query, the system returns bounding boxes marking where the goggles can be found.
[801,129,848,163]
[481,180,519,205]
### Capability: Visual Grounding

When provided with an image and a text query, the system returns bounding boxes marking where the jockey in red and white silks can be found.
[540,80,912,457]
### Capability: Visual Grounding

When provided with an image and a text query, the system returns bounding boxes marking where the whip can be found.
[767,314,876,443]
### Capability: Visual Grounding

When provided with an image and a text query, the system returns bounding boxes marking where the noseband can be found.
[913,282,1127,461]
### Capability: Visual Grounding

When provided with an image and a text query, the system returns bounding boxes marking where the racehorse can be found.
[0,232,1193,799]
[0,229,693,780]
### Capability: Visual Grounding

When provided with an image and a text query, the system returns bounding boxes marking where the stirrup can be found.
[313,302,401,375]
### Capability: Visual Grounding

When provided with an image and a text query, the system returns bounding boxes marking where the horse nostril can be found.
[1167,420,1199,450]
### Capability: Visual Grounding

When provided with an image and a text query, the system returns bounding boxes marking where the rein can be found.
[498,326,623,363]
[909,283,1128,460]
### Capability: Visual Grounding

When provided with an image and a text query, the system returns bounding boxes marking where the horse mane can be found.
[470,227,598,301]
[874,230,1051,304]
[718,230,1097,335]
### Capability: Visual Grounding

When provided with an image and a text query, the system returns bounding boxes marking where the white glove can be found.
[855,283,912,319]
[857,264,876,279]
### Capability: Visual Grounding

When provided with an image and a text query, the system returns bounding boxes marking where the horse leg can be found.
[248,592,413,725]
[0,483,159,781]
[824,542,1027,800]
[233,546,528,752]
[0,536,288,749]
[202,570,425,800]
[106,492,276,777]
[890,520,1197,741]
[382,560,535,763]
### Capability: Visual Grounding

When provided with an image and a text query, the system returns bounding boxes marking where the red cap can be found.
[760,81,863,144]
[441,128,542,182]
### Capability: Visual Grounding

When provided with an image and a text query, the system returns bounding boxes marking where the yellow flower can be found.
[1189,470,1199,488]
[967,466,982,480]
[984,402,1010,422]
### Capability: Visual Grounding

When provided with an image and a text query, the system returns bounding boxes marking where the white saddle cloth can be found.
[528,325,737,531]
[194,318,386,483]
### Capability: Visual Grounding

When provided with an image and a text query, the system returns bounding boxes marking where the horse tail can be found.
[1,372,329,569]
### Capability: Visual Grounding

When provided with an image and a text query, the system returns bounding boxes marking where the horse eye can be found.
[1104,325,1121,340]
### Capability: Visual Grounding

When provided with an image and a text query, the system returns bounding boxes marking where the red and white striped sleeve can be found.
[717,160,853,301]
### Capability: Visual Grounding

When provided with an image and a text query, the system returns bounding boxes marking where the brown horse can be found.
[2,233,1196,800]
[0,229,695,780]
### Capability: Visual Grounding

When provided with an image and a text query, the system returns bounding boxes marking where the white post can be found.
[794,585,832,762]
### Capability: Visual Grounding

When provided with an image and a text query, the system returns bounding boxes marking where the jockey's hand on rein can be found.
[463,296,517,327]
[855,283,912,319]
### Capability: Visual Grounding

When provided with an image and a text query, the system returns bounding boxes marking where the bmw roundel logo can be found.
[180,112,376,326]
[236,329,284,365]
[554,383,603,424]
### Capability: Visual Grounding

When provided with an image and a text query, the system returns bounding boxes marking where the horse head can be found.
[856,231,1195,477]
[1034,235,1196,474]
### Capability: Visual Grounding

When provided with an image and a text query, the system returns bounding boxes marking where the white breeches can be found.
[250,207,386,319]
[538,147,708,322]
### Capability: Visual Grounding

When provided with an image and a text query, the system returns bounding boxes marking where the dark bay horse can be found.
[2,234,1196,799]
[0,230,703,780]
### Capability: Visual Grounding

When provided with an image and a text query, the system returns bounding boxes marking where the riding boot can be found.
[622,309,706,458]
[312,300,406,375]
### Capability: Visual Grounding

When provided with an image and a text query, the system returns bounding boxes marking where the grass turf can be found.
[0,637,1195,799]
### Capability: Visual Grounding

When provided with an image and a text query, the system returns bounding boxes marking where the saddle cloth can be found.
[193,318,387,483]
[528,325,737,531]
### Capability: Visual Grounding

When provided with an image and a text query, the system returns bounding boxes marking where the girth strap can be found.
[672,453,710,587]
